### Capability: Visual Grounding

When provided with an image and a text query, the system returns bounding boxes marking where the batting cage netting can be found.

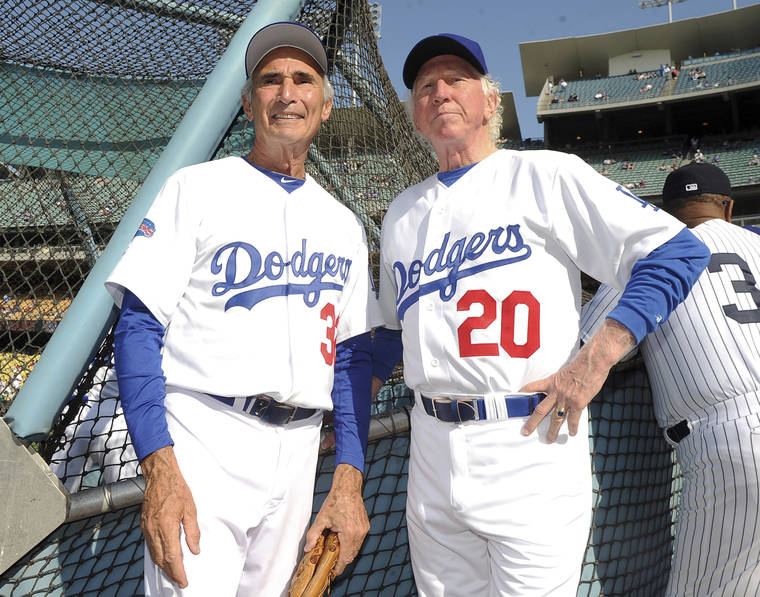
[0,0,680,595]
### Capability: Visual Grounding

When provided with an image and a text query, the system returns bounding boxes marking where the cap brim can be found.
[403,35,485,89]
[245,22,328,79]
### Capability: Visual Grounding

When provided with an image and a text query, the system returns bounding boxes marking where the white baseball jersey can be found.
[378,149,685,397]
[581,218,760,597]
[107,156,379,409]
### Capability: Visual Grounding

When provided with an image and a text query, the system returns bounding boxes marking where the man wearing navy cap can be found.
[582,162,760,596]
[372,34,710,594]
[106,22,380,595]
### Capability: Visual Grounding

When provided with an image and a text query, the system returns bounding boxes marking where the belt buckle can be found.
[456,399,479,422]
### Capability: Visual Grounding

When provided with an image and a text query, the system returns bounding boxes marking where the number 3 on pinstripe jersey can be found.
[320,302,339,365]
[457,289,540,358]
[708,253,760,324]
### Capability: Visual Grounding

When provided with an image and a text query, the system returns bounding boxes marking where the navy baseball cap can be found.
[662,162,732,205]
[245,22,328,79]
[402,33,488,89]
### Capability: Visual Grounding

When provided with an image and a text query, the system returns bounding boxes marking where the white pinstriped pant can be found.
[667,412,760,597]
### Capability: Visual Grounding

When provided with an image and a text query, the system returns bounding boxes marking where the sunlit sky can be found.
[376,0,759,140]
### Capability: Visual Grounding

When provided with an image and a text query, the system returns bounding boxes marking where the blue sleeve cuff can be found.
[371,327,403,382]
[331,332,372,473]
[113,289,173,462]
[608,227,710,343]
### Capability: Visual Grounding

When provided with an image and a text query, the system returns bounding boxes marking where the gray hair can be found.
[240,74,334,106]
[405,74,503,144]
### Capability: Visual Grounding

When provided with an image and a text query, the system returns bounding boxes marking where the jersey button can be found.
[426,302,434,311]
[431,358,439,367]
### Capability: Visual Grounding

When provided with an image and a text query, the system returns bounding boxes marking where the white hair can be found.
[240,73,334,106]
[404,74,503,144]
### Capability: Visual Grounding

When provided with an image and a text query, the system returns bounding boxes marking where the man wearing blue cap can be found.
[106,22,379,595]
[372,33,710,594]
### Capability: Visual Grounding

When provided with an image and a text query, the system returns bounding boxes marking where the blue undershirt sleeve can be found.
[607,227,710,343]
[331,331,372,473]
[113,289,172,462]
[371,327,403,383]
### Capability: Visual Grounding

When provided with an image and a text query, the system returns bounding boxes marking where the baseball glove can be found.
[288,530,340,597]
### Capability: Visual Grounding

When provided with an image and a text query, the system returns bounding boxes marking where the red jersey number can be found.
[457,290,540,358]
[320,302,339,366]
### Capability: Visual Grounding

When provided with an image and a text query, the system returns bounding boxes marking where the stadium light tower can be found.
[370,2,382,40]
[639,0,686,23]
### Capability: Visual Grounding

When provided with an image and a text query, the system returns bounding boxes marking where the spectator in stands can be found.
[600,167,609,175]
[658,163,670,171]
[547,81,554,94]
[749,154,760,166]
[712,155,720,164]
[694,149,705,163]
[639,82,653,92]
[671,67,678,79]
[639,178,646,188]
[594,91,603,100]
[21,208,32,222]
[603,158,617,166]
[559,78,567,91]
[568,93,578,102]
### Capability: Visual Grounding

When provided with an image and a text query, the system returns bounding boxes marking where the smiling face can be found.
[242,47,332,150]
[411,54,495,150]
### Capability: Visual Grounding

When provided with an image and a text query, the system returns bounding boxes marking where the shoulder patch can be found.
[135,218,155,238]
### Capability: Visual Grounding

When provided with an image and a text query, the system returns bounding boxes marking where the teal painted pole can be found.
[5,0,306,440]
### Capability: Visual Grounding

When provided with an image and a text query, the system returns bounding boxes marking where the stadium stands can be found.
[548,70,667,109]
[696,136,760,186]
[673,52,760,94]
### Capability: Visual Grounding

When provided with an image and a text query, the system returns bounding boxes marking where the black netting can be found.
[1,0,681,595]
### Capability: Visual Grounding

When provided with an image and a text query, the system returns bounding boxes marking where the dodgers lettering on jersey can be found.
[393,225,531,319]
[378,149,685,397]
[211,239,352,310]
[106,156,378,407]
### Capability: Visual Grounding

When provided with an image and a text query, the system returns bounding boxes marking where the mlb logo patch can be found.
[685,183,698,192]
[135,218,156,238]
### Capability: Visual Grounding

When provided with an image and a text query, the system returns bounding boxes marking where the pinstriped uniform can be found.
[580,218,760,597]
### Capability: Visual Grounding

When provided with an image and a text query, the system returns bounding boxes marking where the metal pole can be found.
[4,0,307,440]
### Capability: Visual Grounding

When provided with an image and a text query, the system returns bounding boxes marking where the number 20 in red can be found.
[457,289,540,358]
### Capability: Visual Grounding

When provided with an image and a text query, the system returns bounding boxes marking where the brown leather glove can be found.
[288,531,340,597]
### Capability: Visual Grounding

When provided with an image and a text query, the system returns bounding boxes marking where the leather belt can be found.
[208,394,318,425]
[665,420,690,443]
[421,393,546,423]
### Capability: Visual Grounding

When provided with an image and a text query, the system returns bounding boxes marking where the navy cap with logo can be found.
[402,33,488,89]
[662,162,732,206]
[245,22,328,79]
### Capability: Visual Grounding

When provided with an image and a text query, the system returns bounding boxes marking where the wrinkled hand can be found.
[520,319,636,443]
[304,463,369,576]
[140,446,200,588]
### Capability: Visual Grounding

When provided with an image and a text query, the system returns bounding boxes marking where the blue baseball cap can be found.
[245,22,328,79]
[402,33,488,89]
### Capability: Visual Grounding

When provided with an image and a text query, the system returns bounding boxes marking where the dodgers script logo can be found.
[135,218,155,238]
[394,224,531,319]
[211,239,351,311]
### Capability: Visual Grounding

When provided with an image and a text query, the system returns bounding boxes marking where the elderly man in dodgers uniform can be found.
[370,33,710,595]
[106,22,380,596]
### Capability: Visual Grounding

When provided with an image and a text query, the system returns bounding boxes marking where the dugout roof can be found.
[519,4,760,96]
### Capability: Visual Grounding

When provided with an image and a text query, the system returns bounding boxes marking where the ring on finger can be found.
[555,406,567,418]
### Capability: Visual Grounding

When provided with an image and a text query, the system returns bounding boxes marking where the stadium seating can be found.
[673,53,760,94]
[0,176,138,228]
[694,137,760,186]
[549,71,667,109]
